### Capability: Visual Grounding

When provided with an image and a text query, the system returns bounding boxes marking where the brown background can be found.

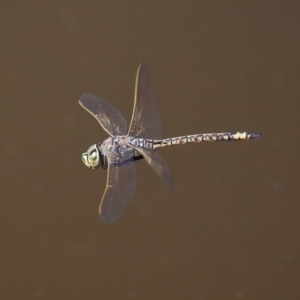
[0,1,299,299]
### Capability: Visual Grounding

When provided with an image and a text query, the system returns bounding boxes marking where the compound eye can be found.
[85,145,100,168]
[89,149,97,161]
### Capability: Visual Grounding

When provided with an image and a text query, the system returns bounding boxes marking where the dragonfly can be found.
[79,62,261,223]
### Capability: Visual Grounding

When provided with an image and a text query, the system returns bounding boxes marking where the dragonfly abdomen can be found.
[151,132,261,150]
[129,137,154,150]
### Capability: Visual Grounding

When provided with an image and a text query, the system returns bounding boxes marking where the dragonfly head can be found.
[81,144,108,169]
[81,144,101,169]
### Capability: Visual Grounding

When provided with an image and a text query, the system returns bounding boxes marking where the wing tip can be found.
[99,204,116,224]
[99,212,117,224]
[78,93,90,106]
[139,60,150,70]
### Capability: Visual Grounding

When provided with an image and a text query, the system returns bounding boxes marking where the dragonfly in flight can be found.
[79,62,261,223]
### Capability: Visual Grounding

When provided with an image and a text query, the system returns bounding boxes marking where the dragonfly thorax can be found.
[99,135,138,168]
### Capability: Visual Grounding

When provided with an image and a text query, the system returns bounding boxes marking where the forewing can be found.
[127,62,162,139]
[129,144,173,189]
[99,158,136,224]
[79,93,127,136]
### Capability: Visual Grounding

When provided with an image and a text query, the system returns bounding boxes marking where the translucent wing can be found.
[79,93,127,137]
[128,63,173,189]
[129,144,173,189]
[99,158,136,224]
[127,62,162,139]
